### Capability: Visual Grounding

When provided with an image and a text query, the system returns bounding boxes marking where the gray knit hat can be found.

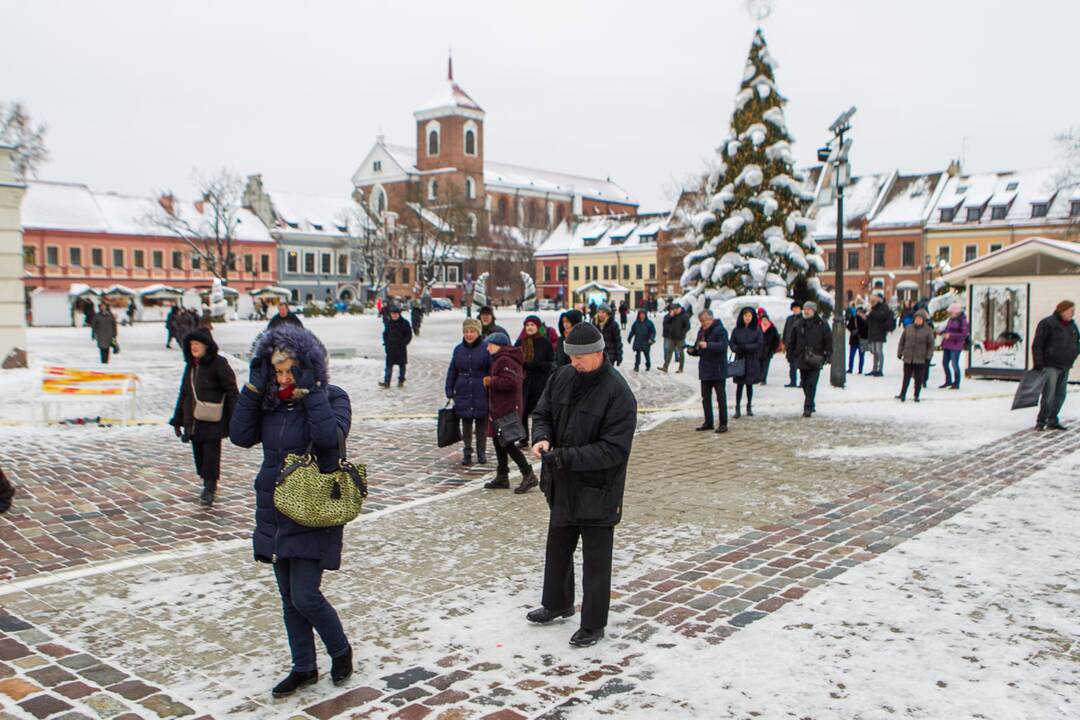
[804,301,818,313]
[564,323,605,355]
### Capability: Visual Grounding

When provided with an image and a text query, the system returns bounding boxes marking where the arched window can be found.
[426,120,441,156]
[467,213,478,236]
[370,184,387,215]
[497,197,508,224]
[465,130,476,155]
[465,177,476,200]
[428,179,438,200]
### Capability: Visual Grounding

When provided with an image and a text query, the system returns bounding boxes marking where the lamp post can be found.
[821,106,856,388]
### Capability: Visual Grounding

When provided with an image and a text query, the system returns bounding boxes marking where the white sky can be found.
[3,0,1078,213]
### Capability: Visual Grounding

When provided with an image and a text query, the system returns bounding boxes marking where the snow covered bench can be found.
[38,366,140,424]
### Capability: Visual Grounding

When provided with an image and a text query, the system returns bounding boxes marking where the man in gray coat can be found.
[91,305,117,364]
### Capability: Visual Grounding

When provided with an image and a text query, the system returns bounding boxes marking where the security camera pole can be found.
[823,106,856,388]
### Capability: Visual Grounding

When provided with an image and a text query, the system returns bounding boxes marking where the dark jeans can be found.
[99,347,110,364]
[273,558,349,673]
[1038,367,1069,425]
[191,438,221,492]
[801,367,821,412]
[701,379,727,428]
[735,382,754,411]
[384,360,406,384]
[899,362,927,400]
[760,355,772,384]
[495,439,531,474]
[847,344,865,374]
[461,416,488,454]
[542,523,615,630]
[633,349,652,370]
[942,349,961,388]
[787,356,799,385]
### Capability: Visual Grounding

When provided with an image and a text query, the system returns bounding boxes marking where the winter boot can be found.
[526,606,574,624]
[746,405,754,417]
[271,670,318,698]
[397,379,406,388]
[461,449,473,467]
[569,627,605,648]
[733,407,741,419]
[514,469,539,494]
[330,644,353,686]
[476,446,488,464]
[199,489,215,507]
[484,471,510,489]
[377,381,390,389]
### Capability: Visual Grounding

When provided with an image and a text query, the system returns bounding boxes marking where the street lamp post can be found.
[822,106,856,388]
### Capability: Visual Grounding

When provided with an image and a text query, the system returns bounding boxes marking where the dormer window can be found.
[966,207,982,222]
[311,223,323,231]
[1005,181,1019,191]
[373,160,382,173]
[336,224,347,233]
[956,184,969,194]
[991,206,1007,220]
[1031,202,1049,218]
[286,221,300,229]
[940,207,956,223]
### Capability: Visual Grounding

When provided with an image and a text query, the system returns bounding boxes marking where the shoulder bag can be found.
[190,366,224,422]
[275,429,368,528]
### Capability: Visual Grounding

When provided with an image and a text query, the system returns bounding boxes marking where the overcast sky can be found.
[3,0,1078,212]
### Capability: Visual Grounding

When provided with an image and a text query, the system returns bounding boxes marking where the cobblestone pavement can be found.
[6,408,1070,719]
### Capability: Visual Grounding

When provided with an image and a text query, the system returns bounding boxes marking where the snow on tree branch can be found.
[0,101,49,180]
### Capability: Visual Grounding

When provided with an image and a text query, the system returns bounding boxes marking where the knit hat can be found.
[1055,299,1075,315]
[564,322,605,355]
[948,302,962,314]
[596,303,612,315]
[462,318,482,334]
[478,305,495,317]
[914,309,930,321]
[804,301,818,313]
[186,327,213,347]
[523,314,543,329]
[486,332,511,347]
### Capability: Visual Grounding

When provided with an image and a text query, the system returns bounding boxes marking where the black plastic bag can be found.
[437,403,462,447]
[1011,369,1048,410]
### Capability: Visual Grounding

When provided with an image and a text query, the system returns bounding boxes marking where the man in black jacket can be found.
[594,304,623,366]
[792,301,831,417]
[528,322,637,648]
[782,301,802,386]
[660,303,691,373]
[267,302,304,330]
[866,294,895,376]
[379,305,412,388]
[1032,300,1079,431]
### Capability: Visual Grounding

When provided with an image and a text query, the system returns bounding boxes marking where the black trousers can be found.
[461,417,488,455]
[735,382,754,410]
[542,523,615,630]
[899,362,927,400]
[760,355,772,384]
[99,347,110,364]
[494,440,531,474]
[384,359,406,384]
[701,379,727,427]
[787,357,799,385]
[192,438,222,492]
[801,367,821,412]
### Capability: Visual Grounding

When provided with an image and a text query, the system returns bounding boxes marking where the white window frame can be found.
[337,253,349,276]
[937,246,951,263]
[303,251,316,274]
[465,176,475,200]
[989,243,1003,253]
[964,244,978,263]
[428,179,438,200]
[463,120,478,156]
[467,212,477,236]
[286,250,299,274]
[320,252,332,275]
[426,119,441,156]
[446,265,460,284]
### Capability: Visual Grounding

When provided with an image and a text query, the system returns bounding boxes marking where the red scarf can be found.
[277,385,296,401]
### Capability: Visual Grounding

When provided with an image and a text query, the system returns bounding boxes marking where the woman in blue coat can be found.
[229,324,354,698]
[446,318,491,466]
[627,309,657,371]
[729,306,763,418]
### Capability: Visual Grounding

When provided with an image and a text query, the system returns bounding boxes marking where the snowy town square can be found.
[2,2,1080,719]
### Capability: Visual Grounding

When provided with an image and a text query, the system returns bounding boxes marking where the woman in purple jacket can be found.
[938,303,969,389]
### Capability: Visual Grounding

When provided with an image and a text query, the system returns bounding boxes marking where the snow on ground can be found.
[574,450,1080,719]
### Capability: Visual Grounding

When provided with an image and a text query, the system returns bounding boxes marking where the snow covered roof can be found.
[22,180,273,242]
[575,281,629,294]
[869,172,946,229]
[414,78,483,115]
[535,213,665,257]
[928,168,1073,227]
[811,172,891,240]
[943,235,1080,283]
[267,189,373,236]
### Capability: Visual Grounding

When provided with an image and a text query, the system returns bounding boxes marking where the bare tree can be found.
[145,169,245,284]
[336,203,394,297]
[0,101,49,179]
[1055,127,1080,239]
[406,178,474,292]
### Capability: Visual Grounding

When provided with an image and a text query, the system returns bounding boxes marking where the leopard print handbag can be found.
[274,431,368,528]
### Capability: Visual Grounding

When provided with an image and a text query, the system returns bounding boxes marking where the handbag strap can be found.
[302,427,349,463]
[190,365,201,404]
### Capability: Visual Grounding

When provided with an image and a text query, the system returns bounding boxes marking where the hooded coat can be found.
[940,313,970,353]
[898,317,936,365]
[487,345,525,438]
[170,329,239,442]
[595,315,623,365]
[554,310,584,367]
[382,312,413,364]
[229,324,351,571]
[91,311,117,349]
[627,312,657,352]
[729,307,764,385]
[445,336,491,419]
[517,325,555,419]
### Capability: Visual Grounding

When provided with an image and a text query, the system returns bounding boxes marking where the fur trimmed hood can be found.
[250,324,330,408]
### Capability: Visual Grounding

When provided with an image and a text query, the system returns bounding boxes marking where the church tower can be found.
[413,57,485,205]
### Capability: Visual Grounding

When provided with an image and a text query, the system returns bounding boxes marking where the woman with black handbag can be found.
[482,332,538,493]
[229,323,354,698]
[169,328,238,507]
[729,307,764,418]
[445,318,491,465]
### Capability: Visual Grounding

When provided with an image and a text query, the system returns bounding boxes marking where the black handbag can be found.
[437,401,462,448]
[805,351,826,370]
[493,411,526,447]
[727,355,746,378]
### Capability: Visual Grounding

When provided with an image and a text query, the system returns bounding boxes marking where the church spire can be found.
[448,49,453,81]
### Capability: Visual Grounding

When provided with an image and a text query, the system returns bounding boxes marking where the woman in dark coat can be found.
[627,309,657,371]
[169,328,238,507]
[90,306,118,364]
[229,324,354,698]
[483,333,538,494]
[515,315,554,445]
[446,318,491,466]
[554,310,584,368]
[729,306,763,417]
[379,305,412,387]
[757,308,780,384]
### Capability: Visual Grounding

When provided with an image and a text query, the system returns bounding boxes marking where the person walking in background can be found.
[938,302,969,389]
[618,300,629,328]
[166,305,179,349]
[379,305,412,388]
[1032,300,1079,431]
[268,301,304,330]
[91,305,117,364]
[554,310,584,368]
[527,321,637,648]
[846,305,869,375]
[516,315,555,446]
[866,294,896,376]
[125,298,137,326]
[478,305,508,340]
[687,308,729,433]
[896,309,935,402]
[170,328,238,506]
[410,300,424,337]
[660,302,691,373]
[229,324,355,698]
[792,301,830,417]
[782,300,802,387]
[446,318,491,466]
[82,300,95,335]
[758,307,780,384]
[729,307,763,418]
[627,309,656,372]
[482,333,538,493]
[594,304,622,367]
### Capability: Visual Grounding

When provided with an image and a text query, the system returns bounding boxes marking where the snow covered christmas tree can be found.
[680,29,832,312]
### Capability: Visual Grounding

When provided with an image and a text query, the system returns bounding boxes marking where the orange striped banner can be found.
[41,366,139,396]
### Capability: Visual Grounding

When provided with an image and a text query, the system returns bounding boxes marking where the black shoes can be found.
[199,489,214,507]
[733,408,741,419]
[514,470,539,494]
[377,381,390,389]
[802,410,812,418]
[461,450,473,467]
[694,424,714,432]
[476,449,487,464]
[715,425,728,434]
[913,397,921,403]
[746,407,754,417]
[1036,423,1047,431]
[784,383,797,387]
[484,472,510,489]
[1047,422,1068,431]
[569,627,605,648]
[526,607,574,624]
[895,395,905,402]
[331,645,353,686]
[271,670,318,698]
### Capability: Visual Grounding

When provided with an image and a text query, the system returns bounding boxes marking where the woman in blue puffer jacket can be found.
[229,324,354,699]
[446,318,491,466]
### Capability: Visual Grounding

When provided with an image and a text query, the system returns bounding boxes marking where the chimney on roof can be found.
[158,192,176,215]
[946,159,962,177]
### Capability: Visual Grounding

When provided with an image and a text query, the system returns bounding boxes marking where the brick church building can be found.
[350,60,638,304]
